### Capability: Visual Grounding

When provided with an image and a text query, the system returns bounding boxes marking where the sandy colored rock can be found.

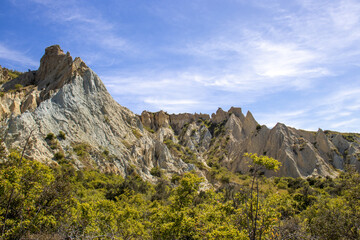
[211,108,230,124]
[2,45,360,183]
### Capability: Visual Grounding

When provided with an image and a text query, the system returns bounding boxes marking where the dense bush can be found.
[0,151,359,239]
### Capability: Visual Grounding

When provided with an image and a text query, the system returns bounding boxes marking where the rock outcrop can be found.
[1,45,194,182]
[0,66,10,83]
[2,45,360,182]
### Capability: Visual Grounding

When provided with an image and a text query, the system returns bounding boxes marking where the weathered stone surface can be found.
[228,107,245,121]
[2,45,360,183]
[211,108,230,124]
[154,111,170,129]
[169,113,210,134]
[140,111,154,129]
[2,46,193,182]
[0,65,10,83]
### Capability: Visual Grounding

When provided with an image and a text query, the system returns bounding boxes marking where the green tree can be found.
[242,153,282,240]
[0,151,55,239]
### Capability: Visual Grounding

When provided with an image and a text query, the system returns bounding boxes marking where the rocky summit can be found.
[1,45,360,182]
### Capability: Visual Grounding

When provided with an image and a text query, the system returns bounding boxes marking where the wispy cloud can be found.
[0,43,38,67]
[5,0,360,132]
[23,0,132,55]
[256,84,360,132]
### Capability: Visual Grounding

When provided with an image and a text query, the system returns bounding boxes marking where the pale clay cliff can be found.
[1,45,360,183]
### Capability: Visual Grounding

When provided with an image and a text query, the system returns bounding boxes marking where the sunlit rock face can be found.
[2,45,360,183]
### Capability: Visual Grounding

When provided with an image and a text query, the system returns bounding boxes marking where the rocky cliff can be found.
[0,45,195,182]
[1,45,360,182]
[141,107,360,178]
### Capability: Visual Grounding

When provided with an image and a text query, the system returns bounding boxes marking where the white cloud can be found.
[330,118,359,129]
[257,109,309,129]
[7,0,360,132]
[24,0,131,54]
[0,43,38,67]
[97,1,360,133]
[251,41,324,79]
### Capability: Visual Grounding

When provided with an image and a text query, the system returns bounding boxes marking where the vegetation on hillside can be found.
[0,68,23,85]
[0,137,359,240]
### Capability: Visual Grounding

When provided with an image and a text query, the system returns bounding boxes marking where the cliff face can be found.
[0,45,193,182]
[1,45,360,181]
[141,108,360,178]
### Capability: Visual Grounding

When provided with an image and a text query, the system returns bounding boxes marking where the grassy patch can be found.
[72,142,91,158]
[7,69,22,79]
[163,139,205,169]
[121,140,132,149]
[324,130,360,143]
[132,128,142,139]
[144,126,155,133]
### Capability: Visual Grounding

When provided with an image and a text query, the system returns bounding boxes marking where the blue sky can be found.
[1,0,360,132]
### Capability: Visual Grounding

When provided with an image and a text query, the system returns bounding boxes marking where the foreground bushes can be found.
[0,152,359,239]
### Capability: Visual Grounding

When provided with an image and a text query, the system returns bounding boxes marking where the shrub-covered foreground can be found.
[0,151,360,239]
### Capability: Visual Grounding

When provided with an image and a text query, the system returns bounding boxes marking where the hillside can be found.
[1,45,360,240]
[1,45,360,183]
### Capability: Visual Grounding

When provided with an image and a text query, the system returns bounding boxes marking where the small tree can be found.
[243,153,282,240]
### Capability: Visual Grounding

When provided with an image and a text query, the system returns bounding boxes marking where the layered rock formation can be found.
[0,45,194,182]
[0,66,10,83]
[140,107,360,178]
[1,45,360,182]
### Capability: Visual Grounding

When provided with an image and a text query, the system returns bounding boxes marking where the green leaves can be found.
[1,149,360,239]
[244,152,282,172]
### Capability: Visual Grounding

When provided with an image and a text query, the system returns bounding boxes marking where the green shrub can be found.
[104,115,110,123]
[191,129,197,136]
[121,140,132,149]
[45,133,55,141]
[14,84,23,90]
[54,151,65,160]
[73,142,91,158]
[57,131,66,140]
[220,174,230,183]
[150,166,163,178]
[103,149,109,156]
[8,69,22,79]
[144,126,155,133]
[132,128,142,139]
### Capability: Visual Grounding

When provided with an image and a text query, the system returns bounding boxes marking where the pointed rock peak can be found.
[216,107,225,113]
[154,111,170,129]
[271,123,291,139]
[44,45,65,56]
[211,107,230,124]
[228,107,245,119]
[274,122,287,129]
[317,128,324,134]
[316,128,328,140]
[316,128,333,154]
[245,110,257,123]
[73,57,87,68]
[316,128,328,141]
[34,45,90,97]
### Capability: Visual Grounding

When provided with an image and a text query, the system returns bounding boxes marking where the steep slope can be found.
[0,45,193,181]
[141,108,360,178]
[1,45,360,181]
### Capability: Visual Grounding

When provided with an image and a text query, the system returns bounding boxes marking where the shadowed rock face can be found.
[1,45,360,181]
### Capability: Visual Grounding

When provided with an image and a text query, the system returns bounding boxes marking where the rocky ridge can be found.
[1,45,360,182]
